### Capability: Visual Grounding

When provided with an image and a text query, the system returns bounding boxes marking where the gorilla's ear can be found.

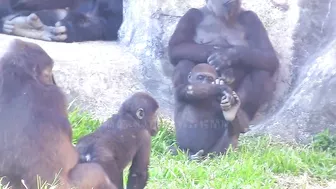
[52,74,57,85]
[188,73,192,79]
[136,108,145,120]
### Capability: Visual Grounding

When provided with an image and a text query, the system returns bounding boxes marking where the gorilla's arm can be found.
[238,11,279,74]
[59,12,106,42]
[175,84,223,102]
[56,0,123,42]
[173,60,222,102]
[101,0,123,40]
[168,9,218,66]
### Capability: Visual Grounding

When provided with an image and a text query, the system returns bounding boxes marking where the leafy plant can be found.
[312,129,336,156]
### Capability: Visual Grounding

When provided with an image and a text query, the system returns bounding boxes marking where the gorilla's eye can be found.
[207,77,214,82]
[197,75,205,80]
[136,108,145,120]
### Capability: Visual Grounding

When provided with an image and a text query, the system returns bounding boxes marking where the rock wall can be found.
[0,38,152,119]
[250,39,336,144]
[248,0,336,143]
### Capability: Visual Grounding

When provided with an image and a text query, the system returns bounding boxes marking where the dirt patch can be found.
[274,173,336,189]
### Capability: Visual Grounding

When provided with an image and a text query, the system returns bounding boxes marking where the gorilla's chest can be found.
[194,14,248,47]
[180,101,222,122]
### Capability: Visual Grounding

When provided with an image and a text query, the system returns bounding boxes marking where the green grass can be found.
[69,111,336,189]
[147,123,336,188]
[1,111,335,189]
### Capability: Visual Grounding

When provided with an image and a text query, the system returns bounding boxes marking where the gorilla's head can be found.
[206,0,242,23]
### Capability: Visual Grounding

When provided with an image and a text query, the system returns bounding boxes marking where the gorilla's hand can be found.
[219,68,235,85]
[212,77,234,102]
[207,46,243,71]
[49,21,68,41]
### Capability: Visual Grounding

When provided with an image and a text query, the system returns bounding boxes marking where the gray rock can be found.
[247,0,336,143]
[0,38,155,120]
[249,39,336,144]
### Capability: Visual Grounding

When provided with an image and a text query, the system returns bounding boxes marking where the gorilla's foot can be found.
[28,19,67,41]
[237,109,251,134]
[241,127,251,133]
[3,16,29,34]
[169,145,205,161]
[221,91,241,121]
[2,14,67,41]
[168,145,179,156]
[3,13,45,34]
[188,149,205,161]
[3,21,15,34]
[26,13,45,30]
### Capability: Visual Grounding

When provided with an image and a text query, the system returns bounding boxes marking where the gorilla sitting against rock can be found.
[0,0,123,42]
[168,0,279,158]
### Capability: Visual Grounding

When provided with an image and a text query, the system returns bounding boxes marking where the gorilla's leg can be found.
[169,144,205,161]
[235,70,275,133]
[185,91,242,160]
[232,73,255,133]
[239,70,274,119]
[204,91,242,155]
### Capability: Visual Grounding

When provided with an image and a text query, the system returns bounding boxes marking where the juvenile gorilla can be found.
[0,39,116,189]
[168,0,279,133]
[76,92,160,189]
[171,63,241,159]
[0,0,123,42]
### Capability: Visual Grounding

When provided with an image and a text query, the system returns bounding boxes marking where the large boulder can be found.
[247,0,336,143]
[249,40,336,144]
[0,0,335,143]
[0,37,158,119]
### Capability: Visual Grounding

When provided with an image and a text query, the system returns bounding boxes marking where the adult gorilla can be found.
[168,0,279,156]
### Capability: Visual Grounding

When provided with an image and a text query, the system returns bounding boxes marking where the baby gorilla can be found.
[188,64,240,121]
[76,92,160,189]
[171,62,241,160]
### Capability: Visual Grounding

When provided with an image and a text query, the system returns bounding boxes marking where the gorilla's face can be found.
[207,0,241,22]
[188,71,216,84]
